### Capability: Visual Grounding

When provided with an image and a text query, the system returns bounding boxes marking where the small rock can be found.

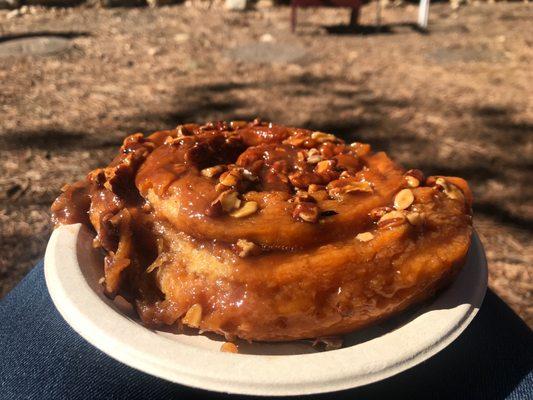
[286,63,303,75]
[0,0,19,9]
[225,0,246,10]
[259,33,274,43]
[6,8,21,18]
[227,42,308,64]
[148,47,160,56]
[146,0,178,6]
[173,33,189,43]
[0,36,71,58]
[256,0,273,8]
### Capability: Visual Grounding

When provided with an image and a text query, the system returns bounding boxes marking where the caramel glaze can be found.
[51,120,474,341]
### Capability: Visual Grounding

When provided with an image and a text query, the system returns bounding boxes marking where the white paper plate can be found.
[44,224,487,396]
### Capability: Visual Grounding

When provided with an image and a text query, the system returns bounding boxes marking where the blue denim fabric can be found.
[1,261,532,400]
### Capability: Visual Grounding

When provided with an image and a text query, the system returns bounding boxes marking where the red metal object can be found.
[291,0,363,32]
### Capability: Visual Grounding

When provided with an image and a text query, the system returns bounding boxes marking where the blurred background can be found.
[0,0,531,326]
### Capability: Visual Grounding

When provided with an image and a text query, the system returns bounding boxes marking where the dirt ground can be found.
[0,2,531,326]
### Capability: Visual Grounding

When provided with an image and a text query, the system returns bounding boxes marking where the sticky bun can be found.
[52,120,473,341]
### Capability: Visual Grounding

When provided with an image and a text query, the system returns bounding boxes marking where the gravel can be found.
[0,2,531,326]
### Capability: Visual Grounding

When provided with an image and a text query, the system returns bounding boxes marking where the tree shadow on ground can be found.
[0,129,119,151]
[0,32,90,43]
[134,74,414,148]
[323,22,428,36]
[3,72,530,231]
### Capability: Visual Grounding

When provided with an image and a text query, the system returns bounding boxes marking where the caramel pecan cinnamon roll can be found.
[51,120,473,341]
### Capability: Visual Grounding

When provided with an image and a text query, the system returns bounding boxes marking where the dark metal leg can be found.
[376,0,382,30]
[349,4,361,27]
[291,6,297,33]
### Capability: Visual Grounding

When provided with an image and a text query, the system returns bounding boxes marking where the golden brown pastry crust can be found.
[51,120,473,341]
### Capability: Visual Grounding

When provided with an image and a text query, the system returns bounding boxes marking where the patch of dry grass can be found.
[0,2,531,326]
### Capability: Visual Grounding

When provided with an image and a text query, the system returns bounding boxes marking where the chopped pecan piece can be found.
[176,124,196,136]
[306,148,323,164]
[292,202,320,223]
[283,135,307,147]
[230,120,248,130]
[339,171,352,179]
[230,201,258,218]
[308,184,326,193]
[315,160,339,182]
[334,153,361,172]
[199,121,216,131]
[356,232,374,242]
[377,210,406,228]
[349,142,372,157]
[315,160,334,174]
[311,131,336,143]
[241,168,258,182]
[182,303,202,328]
[288,170,322,189]
[201,165,225,178]
[405,169,424,183]
[406,211,424,226]
[327,179,373,199]
[235,238,261,257]
[219,169,242,188]
[369,206,393,221]
[220,342,239,353]
[207,190,241,216]
[293,191,317,204]
[394,189,414,210]
[433,177,465,201]
[405,175,420,188]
